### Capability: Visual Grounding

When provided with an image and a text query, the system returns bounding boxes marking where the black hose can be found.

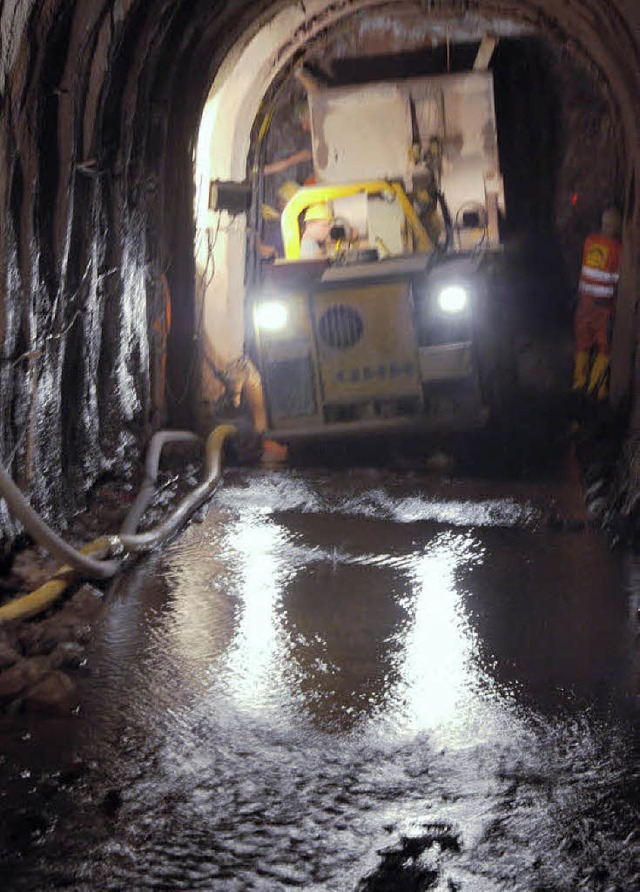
[437,191,454,253]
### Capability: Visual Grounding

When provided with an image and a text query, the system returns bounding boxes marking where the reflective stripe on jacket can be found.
[578,234,622,303]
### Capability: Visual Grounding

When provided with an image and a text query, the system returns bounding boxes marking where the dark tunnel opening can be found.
[492,37,568,333]
[329,40,485,81]
[492,39,560,239]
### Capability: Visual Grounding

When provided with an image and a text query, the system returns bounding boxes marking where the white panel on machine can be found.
[308,70,506,249]
[332,193,406,256]
[332,193,368,235]
[310,85,412,184]
[367,195,406,255]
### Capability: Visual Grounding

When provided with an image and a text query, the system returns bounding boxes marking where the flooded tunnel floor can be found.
[1,463,639,890]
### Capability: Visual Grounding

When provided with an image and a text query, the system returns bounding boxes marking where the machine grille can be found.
[265,356,317,419]
[318,304,364,350]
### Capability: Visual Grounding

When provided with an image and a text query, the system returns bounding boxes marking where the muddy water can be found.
[1,465,638,890]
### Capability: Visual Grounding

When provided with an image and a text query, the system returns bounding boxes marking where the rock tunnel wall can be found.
[0,0,271,545]
[0,0,639,547]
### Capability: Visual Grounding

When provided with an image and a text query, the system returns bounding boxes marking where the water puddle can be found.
[0,468,637,889]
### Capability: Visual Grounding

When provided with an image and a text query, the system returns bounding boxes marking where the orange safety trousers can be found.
[574,297,614,355]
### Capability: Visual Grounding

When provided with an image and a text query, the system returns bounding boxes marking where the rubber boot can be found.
[588,353,610,401]
[572,351,589,391]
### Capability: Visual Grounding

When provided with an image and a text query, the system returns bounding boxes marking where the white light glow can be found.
[398,533,479,733]
[224,514,289,710]
[437,285,468,314]
[255,301,289,332]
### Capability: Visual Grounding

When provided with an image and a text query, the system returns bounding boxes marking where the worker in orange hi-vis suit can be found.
[572,207,623,400]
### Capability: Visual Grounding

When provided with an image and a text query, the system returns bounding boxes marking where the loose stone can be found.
[50,641,86,670]
[0,657,51,706]
[24,671,79,716]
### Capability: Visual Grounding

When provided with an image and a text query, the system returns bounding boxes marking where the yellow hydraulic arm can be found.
[280,180,432,259]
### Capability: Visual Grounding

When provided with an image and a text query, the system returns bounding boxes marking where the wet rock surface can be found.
[0,657,50,705]
[0,578,105,718]
[0,632,20,671]
[0,463,637,890]
[23,671,79,716]
[0,455,204,721]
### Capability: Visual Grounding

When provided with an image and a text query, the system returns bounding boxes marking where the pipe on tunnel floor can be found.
[0,424,236,623]
[118,424,236,553]
[119,430,203,536]
[0,463,122,580]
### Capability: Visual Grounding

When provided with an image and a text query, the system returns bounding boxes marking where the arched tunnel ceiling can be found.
[0,0,639,540]
[1,3,638,194]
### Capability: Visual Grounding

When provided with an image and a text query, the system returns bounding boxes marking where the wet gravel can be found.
[0,464,638,890]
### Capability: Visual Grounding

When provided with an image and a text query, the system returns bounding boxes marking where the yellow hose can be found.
[0,538,113,624]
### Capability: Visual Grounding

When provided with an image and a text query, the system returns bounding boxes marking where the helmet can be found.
[304,202,332,223]
[277,180,299,205]
[601,207,622,238]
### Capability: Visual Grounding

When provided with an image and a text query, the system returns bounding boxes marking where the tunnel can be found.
[0,0,639,542]
[1,4,640,887]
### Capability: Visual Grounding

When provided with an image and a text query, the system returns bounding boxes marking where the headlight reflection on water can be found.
[398,532,483,733]
[224,514,292,710]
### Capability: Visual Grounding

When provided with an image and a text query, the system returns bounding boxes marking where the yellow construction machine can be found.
[249,71,513,443]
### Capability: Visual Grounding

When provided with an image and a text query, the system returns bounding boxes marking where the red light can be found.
[571,193,579,206]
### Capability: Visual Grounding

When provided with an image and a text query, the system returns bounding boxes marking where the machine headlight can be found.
[437,285,469,314]
[254,300,289,332]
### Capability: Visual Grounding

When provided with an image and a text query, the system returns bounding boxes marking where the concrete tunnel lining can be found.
[0,0,639,547]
